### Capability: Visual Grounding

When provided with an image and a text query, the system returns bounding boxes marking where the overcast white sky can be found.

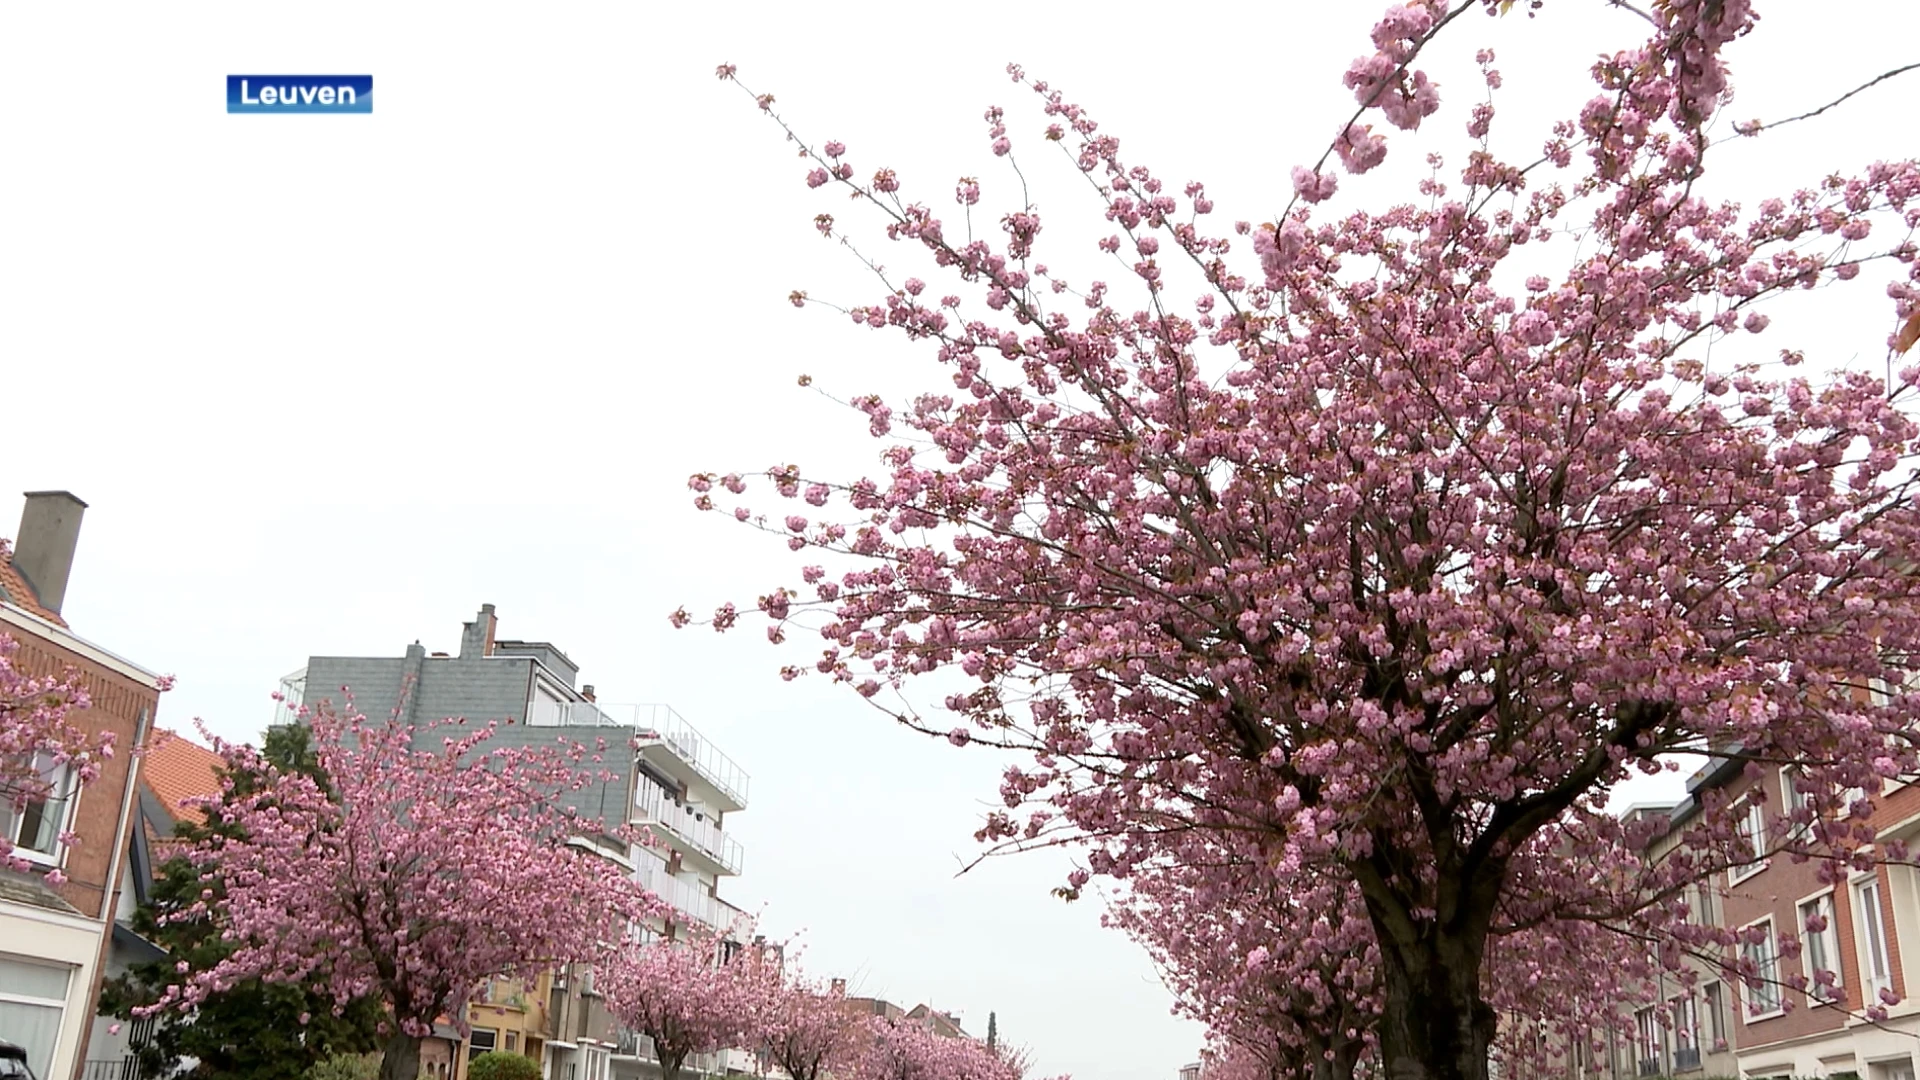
[3,4,1916,1078]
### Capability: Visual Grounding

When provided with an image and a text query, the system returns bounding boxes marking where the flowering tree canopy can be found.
[757,972,866,1080]
[692,1,1920,1077]
[598,926,782,1080]
[147,705,649,1080]
[1109,843,1379,1080]
[0,629,103,873]
[850,1016,1025,1080]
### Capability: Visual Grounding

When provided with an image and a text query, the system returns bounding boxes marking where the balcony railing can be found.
[634,776,745,874]
[1638,1058,1664,1078]
[545,704,748,806]
[81,1061,143,1080]
[535,703,750,808]
[1673,1047,1701,1072]
[615,1028,657,1061]
[613,1028,727,1076]
[631,857,748,932]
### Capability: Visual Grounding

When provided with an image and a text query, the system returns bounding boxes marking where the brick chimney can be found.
[13,491,87,616]
[459,603,498,658]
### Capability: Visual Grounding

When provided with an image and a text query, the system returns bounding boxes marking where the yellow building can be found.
[458,972,554,1080]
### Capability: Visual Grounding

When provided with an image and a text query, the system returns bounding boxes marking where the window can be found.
[1702,982,1727,1049]
[1731,800,1767,883]
[505,1032,518,1052]
[0,757,75,864]
[1671,995,1700,1072]
[469,1029,498,1062]
[1692,881,1719,927]
[1743,920,1782,1017]
[1635,1008,1662,1076]
[1782,769,1816,836]
[1856,878,1893,1000]
[1800,892,1844,1004]
[0,956,74,1079]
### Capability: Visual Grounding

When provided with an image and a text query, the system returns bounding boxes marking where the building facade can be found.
[285,604,754,1080]
[0,492,165,1080]
[1565,746,1920,1080]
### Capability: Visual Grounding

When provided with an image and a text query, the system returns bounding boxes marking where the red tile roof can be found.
[143,730,226,824]
[0,543,67,627]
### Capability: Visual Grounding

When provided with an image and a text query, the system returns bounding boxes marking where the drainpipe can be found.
[70,704,153,1080]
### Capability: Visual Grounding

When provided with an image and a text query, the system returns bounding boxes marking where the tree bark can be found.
[1373,929,1497,1080]
[378,1032,421,1080]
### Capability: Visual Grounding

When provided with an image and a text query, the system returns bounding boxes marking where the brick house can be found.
[78,728,227,1080]
[1712,755,1920,1080]
[0,492,164,1080]
[1569,740,1920,1080]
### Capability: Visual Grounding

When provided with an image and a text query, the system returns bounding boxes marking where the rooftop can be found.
[0,542,65,627]
[142,730,226,824]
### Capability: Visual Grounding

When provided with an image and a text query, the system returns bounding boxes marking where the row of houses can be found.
[0,491,773,1080]
[1577,753,1920,1080]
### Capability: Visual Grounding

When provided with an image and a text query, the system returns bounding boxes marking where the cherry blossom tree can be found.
[1110,851,1378,1080]
[145,704,650,1080]
[0,629,103,872]
[757,973,866,1080]
[691,1,1920,1077]
[850,1016,1024,1080]
[597,926,782,1080]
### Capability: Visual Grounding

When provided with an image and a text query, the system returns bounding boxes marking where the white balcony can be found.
[634,775,745,876]
[630,857,747,932]
[539,703,750,814]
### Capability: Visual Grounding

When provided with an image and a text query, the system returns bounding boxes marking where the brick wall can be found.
[1719,766,1856,1049]
[3,625,156,920]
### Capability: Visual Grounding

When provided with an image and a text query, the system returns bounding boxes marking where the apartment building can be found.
[1567,747,1920,1080]
[1712,756,1920,1080]
[0,492,165,1080]
[1568,795,1740,1080]
[285,604,754,1080]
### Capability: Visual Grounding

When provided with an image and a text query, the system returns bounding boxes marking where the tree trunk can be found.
[1374,931,1497,1080]
[378,1033,421,1080]
[661,1052,686,1080]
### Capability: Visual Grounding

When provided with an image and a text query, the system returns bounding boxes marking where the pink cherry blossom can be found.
[704,12,1920,1079]
[598,925,782,1080]
[143,703,651,1080]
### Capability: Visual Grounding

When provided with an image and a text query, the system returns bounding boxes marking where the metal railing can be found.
[633,776,744,874]
[538,703,750,807]
[81,1060,142,1080]
[631,857,748,931]
[1673,1047,1702,1072]
[612,1029,727,1076]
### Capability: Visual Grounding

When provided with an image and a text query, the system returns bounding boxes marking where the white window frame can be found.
[1634,1007,1662,1076]
[0,956,75,1079]
[1730,799,1768,885]
[1692,880,1719,928]
[1741,916,1784,1020]
[1797,888,1844,1005]
[0,757,77,867]
[1855,875,1893,1002]
[1702,981,1728,1050]
[1670,993,1699,1070]
[1781,767,1818,838]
